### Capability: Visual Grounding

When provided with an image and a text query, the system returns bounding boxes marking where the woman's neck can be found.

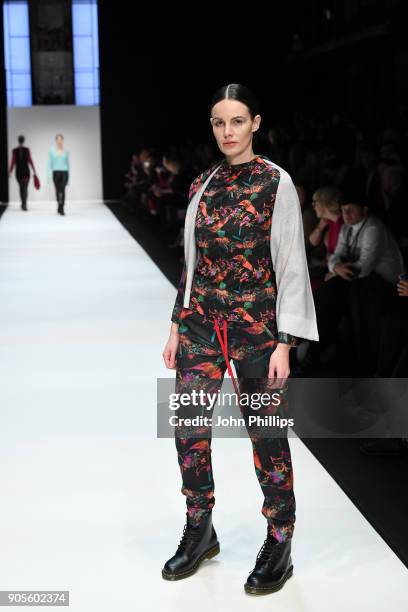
[225,148,257,166]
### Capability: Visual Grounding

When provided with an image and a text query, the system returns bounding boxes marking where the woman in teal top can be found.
[47,133,70,215]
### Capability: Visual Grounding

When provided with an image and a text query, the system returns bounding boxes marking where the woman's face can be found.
[210,99,260,157]
[312,195,325,218]
[56,135,63,146]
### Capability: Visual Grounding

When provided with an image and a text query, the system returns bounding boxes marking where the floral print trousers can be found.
[173,309,296,543]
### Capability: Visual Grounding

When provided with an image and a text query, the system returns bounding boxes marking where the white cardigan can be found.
[182,158,319,342]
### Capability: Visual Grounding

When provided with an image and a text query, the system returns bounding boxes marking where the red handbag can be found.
[33,174,40,190]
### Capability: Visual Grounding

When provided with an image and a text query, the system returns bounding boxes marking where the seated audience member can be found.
[123,152,142,200]
[308,186,343,286]
[151,147,195,239]
[302,182,405,375]
[135,149,164,218]
[327,193,404,286]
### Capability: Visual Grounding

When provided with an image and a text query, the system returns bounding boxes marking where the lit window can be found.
[3,0,32,107]
[72,0,99,106]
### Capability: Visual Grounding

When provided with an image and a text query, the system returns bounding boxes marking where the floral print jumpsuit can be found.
[171,154,301,543]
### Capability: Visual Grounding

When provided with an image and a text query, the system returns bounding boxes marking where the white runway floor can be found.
[0,200,407,611]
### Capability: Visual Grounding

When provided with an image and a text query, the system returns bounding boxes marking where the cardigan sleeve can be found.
[270,171,319,343]
[277,330,301,347]
[171,261,187,325]
[170,178,198,325]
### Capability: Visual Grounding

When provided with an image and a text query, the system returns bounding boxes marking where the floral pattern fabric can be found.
[174,312,296,542]
[171,155,300,346]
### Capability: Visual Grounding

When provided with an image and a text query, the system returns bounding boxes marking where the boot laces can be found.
[177,521,204,552]
[256,536,280,565]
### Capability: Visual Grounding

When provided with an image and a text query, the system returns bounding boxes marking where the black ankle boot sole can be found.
[244,564,293,595]
[161,541,220,581]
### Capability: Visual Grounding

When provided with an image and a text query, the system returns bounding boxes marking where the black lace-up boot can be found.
[162,512,220,581]
[244,533,293,595]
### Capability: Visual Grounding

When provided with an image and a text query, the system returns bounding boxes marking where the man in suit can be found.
[9,135,36,211]
[300,181,405,375]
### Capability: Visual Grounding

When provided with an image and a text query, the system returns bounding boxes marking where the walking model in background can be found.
[8,135,37,211]
[47,133,70,215]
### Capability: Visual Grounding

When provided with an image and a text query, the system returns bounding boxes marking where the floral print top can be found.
[171,154,300,346]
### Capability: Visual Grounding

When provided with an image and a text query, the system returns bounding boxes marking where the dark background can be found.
[97,0,408,199]
[1,0,408,199]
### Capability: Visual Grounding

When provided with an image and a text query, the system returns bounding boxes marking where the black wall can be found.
[97,1,292,200]
[0,3,8,204]
[98,1,408,200]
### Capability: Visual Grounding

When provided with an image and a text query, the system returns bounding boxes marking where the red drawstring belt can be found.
[212,319,241,400]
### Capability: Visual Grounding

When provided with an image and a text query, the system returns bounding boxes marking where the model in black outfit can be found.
[8,135,36,211]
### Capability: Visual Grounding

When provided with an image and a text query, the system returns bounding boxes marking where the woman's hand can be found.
[397,279,408,297]
[268,343,291,388]
[309,219,329,246]
[333,262,355,280]
[163,327,180,369]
